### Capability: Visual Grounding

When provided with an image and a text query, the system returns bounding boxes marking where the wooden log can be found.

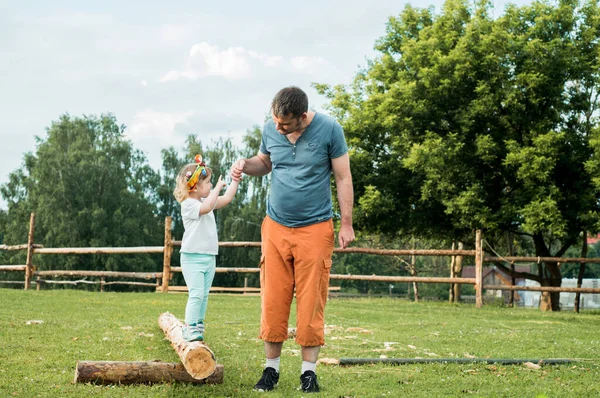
[74,361,223,385]
[158,312,217,380]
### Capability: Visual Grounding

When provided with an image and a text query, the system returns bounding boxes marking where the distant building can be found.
[518,278,600,309]
[462,265,531,302]
[462,266,600,308]
[587,234,600,245]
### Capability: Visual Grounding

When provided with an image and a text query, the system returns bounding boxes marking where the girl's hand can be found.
[215,175,227,191]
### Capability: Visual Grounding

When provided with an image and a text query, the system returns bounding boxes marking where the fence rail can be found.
[2,213,600,308]
[33,247,164,254]
[485,256,600,264]
[0,265,26,271]
[0,244,43,251]
[34,270,161,279]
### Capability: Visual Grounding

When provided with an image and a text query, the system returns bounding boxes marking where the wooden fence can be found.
[2,213,600,308]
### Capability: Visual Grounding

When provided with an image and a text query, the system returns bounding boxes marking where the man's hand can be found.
[338,224,355,249]
[230,159,246,182]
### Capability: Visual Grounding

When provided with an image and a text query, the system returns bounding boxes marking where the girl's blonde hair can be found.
[173,162,213,203]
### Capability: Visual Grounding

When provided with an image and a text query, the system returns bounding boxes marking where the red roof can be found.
[588,234,600,245]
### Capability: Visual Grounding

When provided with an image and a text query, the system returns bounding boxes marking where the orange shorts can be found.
[259,215,334,346]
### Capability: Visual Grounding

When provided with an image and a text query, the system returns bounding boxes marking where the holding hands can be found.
[230,159,246,182]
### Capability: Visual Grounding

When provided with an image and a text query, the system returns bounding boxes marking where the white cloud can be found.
[36,11,115,29]
[159,24,191,46]
[160,42,283,82]
[127,110,194,148]
[125,109,196,171]
[248,51,283,68]
[291,56,330,74]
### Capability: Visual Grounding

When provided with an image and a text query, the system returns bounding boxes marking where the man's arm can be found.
[331,153,355,249]
[230,152,272,180]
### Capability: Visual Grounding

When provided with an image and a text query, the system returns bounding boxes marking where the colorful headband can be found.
[186,154,207,191]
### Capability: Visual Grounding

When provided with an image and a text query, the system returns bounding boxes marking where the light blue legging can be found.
[180,252,216,325]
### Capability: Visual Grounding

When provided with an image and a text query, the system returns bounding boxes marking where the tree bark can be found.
[158,312,217,380]
[539,262,562,311]
[74,361,223,385]
[532,233,565,311]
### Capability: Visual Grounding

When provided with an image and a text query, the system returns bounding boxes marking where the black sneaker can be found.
[300,370,320,393]
[254,367,279,392]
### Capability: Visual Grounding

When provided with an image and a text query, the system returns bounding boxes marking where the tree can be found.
[315,0,600,310]
[0,114,163,280]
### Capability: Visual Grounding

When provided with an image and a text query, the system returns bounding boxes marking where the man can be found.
[230,86,354,393]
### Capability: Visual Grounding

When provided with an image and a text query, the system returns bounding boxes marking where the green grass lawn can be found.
[1,289,599,397]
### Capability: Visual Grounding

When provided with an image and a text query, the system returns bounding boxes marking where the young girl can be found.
[173,154,239,342]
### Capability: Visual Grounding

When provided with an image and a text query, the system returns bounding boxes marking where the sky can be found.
[0,0,532,210]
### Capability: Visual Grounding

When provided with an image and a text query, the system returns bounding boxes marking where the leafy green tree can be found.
[0,114,164,283]
[316,0,600,310]
[562,240,600,279]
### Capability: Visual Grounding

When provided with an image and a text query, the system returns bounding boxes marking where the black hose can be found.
[339,358,574,366]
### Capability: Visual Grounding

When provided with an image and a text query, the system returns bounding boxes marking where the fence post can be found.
[161,216,173,293]
[574,231,587,313]
[24,213,36,290]
[475,229,483,308]
[449,240,456,303]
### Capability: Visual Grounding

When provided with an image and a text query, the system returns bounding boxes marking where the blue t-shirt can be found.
[260,112,348,227]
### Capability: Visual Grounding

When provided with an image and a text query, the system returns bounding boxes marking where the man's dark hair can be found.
[271,86,309,118]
